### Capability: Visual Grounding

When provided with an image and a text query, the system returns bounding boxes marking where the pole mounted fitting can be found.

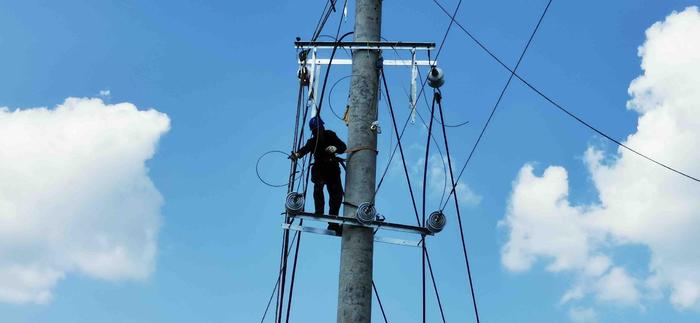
[356,202,378,225]
[376,56,384,70]
[285,192,305,215]
[426,210,447,233]
[297,48,310,86]
[297,66,310,86]
[370,120,382,134]
[428,66,445,88]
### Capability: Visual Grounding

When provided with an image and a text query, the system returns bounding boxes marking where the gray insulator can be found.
[427,211,447,233]
[356,202,377,225]
[285,192,305,214]
[428,67,445,88]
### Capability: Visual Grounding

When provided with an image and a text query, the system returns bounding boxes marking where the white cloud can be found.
[422,154,481,207]
[500,6,700,311]
[455,181,481,206]
[0,97,169,304]
[595,267,640,305]
[569,307,597,323]
[499,165,599,273]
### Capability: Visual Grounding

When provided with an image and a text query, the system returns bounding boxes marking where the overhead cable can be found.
[284,219,303,323]
[424,247,447,323]
[433,0,464,60]
[381,70,448,322]
[438,0,554,209]
[261,231,300,323]
[436,92,481,322]
[278,7,351,323]
[372,281,390,323]
[420,93,437,323]
[431,0,700,186]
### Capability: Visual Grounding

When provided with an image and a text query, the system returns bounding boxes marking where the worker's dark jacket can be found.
[297,129,347,163]
[296,129,347,215]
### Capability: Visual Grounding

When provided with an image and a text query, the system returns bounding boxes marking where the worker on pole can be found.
[290,116,346,233]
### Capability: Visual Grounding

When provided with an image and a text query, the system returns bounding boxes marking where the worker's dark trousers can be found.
[311,162,343,215]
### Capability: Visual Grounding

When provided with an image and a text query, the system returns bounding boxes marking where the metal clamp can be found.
[370,121,382,134]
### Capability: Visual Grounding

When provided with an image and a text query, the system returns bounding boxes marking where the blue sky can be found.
[0,0,699,322]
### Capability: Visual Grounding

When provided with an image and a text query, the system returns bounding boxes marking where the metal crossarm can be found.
[289,212,433,236]
[282,224,423,248]
[303,58,435,66]
[294,41,436,50]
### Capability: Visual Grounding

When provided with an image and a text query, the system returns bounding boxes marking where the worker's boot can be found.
[327,223,343,235]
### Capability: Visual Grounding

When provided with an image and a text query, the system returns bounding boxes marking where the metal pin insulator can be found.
[428,66,445,88]
[427,210,447,233]
[285,192,305,215]
[356,202,377,225]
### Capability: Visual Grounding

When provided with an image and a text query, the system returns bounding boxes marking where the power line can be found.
[436,92,481,322]
[409,0,465,132]
[372,281,390,323]
[416,67,470,128]
[431,0,700,186]
[433,0,463,60]
[420,93,437,323]
[256,150,301,188]
[260,231,300,323]
[381,69,448,322]
[276,6,352,322]
[382,37,470,129]
[311,0,335,41]
[373,0,468,198]
[424,247,446,323]
[275,69,313,323]
[438,0,553,209]
[277,10,353,323]
[328,74,353,120]
[374,98,449,202]
[284,220,303,323]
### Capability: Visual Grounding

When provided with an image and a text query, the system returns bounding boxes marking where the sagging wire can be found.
[381,69,448,322]
[328,74,355,121]
[279,6,351,322]
[438,0,553,211]
[382,66,451,205]
[373,281,390,323]
[256,150,301,188]
[435,91,481,322]
[284,219,303,323]
[381,37,470,129]
[374,82,449,203]
[416,67,469,128]
[420,93,437,323]
[260,231,300,323]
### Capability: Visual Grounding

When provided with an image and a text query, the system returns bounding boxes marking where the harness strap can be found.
[345,145,378,154]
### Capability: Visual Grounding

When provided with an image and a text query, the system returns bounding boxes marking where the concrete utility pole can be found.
[337,0,382,321]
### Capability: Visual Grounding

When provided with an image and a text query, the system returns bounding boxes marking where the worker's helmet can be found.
[309,116,324,130]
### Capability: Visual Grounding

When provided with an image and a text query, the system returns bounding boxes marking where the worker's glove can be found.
[288,152,300,160]
[325,146,337,154]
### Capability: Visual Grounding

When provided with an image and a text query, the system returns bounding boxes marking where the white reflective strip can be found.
[410,50,418,124]
[283,224,339,236]
[374,236,422,248]
[305,59,435,66]
[283,224,423,247]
